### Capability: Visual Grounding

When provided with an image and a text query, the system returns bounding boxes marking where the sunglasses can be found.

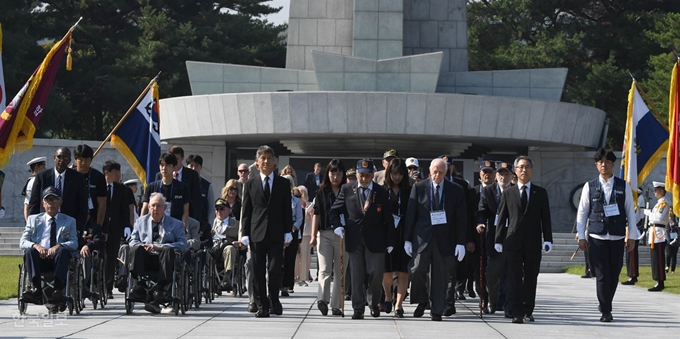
[238,169,249,173]
[228,186,238,191]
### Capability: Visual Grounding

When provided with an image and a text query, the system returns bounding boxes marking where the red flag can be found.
[666,61,680,216]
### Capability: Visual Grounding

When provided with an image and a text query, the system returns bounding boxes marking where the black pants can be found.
[105,235,121,293]
[282,236,300,289]
[250,240,283,310]
[506,247,541,317]
[588,237,624,313]
[625,239,639,278]
[410,241,453,315]
[129,245,175,285]
[24,247,71,289]
[650,242,667,282]
[666,243,678,272]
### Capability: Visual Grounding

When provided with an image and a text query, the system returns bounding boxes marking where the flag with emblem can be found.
[110,79,161,188]
[667,61,680,216]
[621,80,669,205]
[0,22,77,167]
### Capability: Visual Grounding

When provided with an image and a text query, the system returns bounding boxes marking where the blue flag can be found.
[111,83,160,188]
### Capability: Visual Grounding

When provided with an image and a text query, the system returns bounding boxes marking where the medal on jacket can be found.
[361,190,374,215]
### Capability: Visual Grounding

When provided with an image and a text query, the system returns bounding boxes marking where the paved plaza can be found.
[1,273,679,338]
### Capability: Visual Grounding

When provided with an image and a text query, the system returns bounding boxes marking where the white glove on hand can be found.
[284,233,293,244]
[455,244,466,262]
[494,243,503,253]
[404,241,413,257]
[123,227,131,239]
[0,208,5,219]
[543,241,553,253]
[240,236,250,247]
[334,227,344,239]
[643,209,651,216]
[387,246,394,254]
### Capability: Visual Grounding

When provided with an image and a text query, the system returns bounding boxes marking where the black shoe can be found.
[524,314,535,322]
[332,308,343,316]
[504,311,513,318]
[648,283,665,292]
[107,292,114,299]
[248,303,258,313]
[431,313,443,321]
[129,285,146,302]
[51,289,64,302]
[488,305,496,314]
[395,308,404,318]
[468,290,476,298]
[600,312,613,322]
[318,300,329,316]
[456,291,466,300]
[621,278,637,285]
[344,295,351,301]
[154,290,172,304]
[352,311,364,319]
[581,273,592,278]
[255,309,270,318]
[382,301,393,314]
[512,316,524,323]
[271,299,283,315]
[443,303,456,316]
[413,303,426,318]
[280,289,289,297]
[144,301,161,314]
[22,290,43,304]
[371,305,380,318]
[483,306,490,314]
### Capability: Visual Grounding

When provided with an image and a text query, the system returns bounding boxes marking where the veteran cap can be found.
[405,157,419,168]
[42,186,61,200]
[356,159,375,173]
[346,168,357,178]
[495,161,512,173]
[383,149,399,159]
[480,160,494,171]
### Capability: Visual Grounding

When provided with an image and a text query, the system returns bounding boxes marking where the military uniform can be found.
[645,181,670,291]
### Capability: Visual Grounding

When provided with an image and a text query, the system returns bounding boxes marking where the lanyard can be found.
[388,188,401,215]
[430,182,444,211]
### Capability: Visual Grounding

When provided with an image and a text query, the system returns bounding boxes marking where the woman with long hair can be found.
[382,158,411,317]
[280,165,298,186]
[296,185,313,286]
[310,159,347,316]
[220,179,242,220]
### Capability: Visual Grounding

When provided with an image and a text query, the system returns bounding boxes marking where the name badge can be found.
[430,211,447,225]
[603,204,620,217]
[494,215,499,227]
[88,197,94,210]
[392,214,401,228]
[339,214,346,226]
[165,202,172,216]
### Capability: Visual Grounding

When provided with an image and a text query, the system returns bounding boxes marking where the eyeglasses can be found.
[407,167,418,170]
[516,166,533,171]
[55,155,71,160]
[238,169,249,173]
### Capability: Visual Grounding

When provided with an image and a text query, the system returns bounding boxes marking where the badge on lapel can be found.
[377,205,382,213]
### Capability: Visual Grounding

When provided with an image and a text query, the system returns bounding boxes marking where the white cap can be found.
[405,157,419,168]
[27,157,46,166]
[124,179,140,186]
[653,181,665,188]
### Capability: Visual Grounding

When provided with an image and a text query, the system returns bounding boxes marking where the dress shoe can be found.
[255,309,270,318]
[344,294,351,301]
[504,311,513,318]
[318,300,329,316]
[621,278,637,285]
[107,291,114,299]
[395,308,404,318]
[154,290,172,304]
[488,304,496,314]
[524,314,535,322]
[144,301,161,314]
[280,289,289,297]
[371,305,381,318]
[648,283,665,292]
[512,316,524,324]
[22,289,43,304]
[581,273,592,278]
[51,289,64,302]
[468,290,476,298]
[332,308,343,316]
[248,303,258,313]
[413,303,427,318]
[382,301,393,314]
[431,313,443,321]
[600,312,613,322]
[483,306,490,314]
[271,299,283,315]
[443,303,456,316]
[456,291,466,300]
[351,311,364,319]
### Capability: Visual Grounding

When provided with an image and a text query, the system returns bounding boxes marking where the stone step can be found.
[0,243,21,249]
[0,249,23,256]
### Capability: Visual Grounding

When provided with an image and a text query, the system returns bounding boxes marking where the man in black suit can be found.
[404,158,467,321]
[102,161,131,298]
[329,159,395,320]
[240,145,293,318]
[494,155,553,324]
[303,163,323,200]
[155,145,202,221]
[476,161,513,315]
[29,147,89,234]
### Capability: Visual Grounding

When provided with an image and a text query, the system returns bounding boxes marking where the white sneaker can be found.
[161,306,176,314]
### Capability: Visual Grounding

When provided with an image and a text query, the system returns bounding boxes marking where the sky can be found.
[263,0,290,25]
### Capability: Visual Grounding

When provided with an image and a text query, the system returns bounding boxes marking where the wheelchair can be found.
[17,250,82,316]
[79,249,107,310]
[230,248,247,297]
[123,249,186,316]
[185,248,206,309]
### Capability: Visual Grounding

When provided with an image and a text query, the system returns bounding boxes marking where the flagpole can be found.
[92,72,161,158]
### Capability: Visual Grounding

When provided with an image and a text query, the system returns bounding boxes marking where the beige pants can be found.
[317,230,347,309]
[298,235,312,281]
[223,244,238,273]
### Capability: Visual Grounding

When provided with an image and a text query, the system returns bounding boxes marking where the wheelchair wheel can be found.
[193,257,202,309]
[74,262,83,315]
[98,255,107,308]
[203,257,212,304]
[17,264,28,315]
[180,262,189,315]
[124,271,134,315]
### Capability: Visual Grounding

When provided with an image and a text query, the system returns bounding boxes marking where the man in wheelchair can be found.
[210,198,240,292]
[20,187,78,305]
[128,193,187,314]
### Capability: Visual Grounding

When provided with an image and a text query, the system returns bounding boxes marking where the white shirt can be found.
[648,196,670,244]
[517,182,531,201]
[54,168,65,190]
[24,176,36,205]
[260,172,275,192]
[576,176,639,241]
[40,214,57,248]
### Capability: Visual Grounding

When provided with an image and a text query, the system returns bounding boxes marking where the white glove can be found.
[643,209,651,216]
[284,232,293,244]
[334,227,344,239]
[404,241,413,257]
[240,236,250,247]
[494,243,503,253]
[387,246,394,254]
[0,208,5,219]
[455,244,466,262]
[543,241,553,253]
[123,227,131,238]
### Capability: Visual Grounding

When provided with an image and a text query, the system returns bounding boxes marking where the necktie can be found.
[521,185,528,211]
[56,174,62,195]
[173,171,178,180]
[434,184,441,210]
[152,221,161,242]
[107,184,112,203]
[264,176,271,201]
[50,218,57,248]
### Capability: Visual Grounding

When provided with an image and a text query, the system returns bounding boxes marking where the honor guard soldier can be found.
[643,181,671,291]
[23,157,47,221]
[622,188,647,285]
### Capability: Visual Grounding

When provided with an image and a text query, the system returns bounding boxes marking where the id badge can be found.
[165,202,172,216]
[494,215,499,227]
[603,204,620,217]
[430,211,447,225]
[392,214,401,228]
[88,197,94,210]
[339,214,346,226]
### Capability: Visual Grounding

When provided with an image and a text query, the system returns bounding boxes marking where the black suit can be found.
[103,182,131,293]
[303,172,321,202]
[329,181,395,312]
[405,178,467,315]
[156,166,202,220]
[28,168,88,234]
[495,183,553,318]
[241,173,293,311]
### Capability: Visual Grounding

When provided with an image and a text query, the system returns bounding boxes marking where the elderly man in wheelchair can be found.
[210,198,240,293]
[128,193,187,314]
[20,187,78,308]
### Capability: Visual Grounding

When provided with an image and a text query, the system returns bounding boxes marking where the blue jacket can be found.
[130,214,187,253]
[20,213,78,251]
